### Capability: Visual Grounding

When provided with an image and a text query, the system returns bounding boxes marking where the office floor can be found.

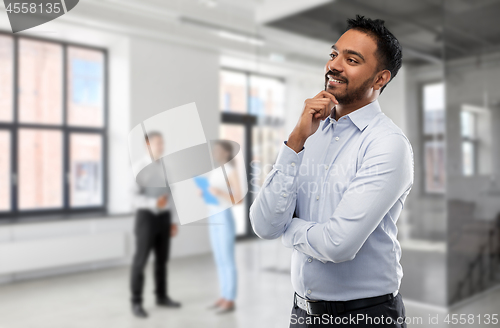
[0,239,498,328]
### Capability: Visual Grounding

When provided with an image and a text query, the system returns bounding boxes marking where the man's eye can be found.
[348,58,358,63]
[329,53,337,59]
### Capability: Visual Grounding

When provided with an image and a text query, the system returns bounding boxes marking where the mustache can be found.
[325,71,348,83]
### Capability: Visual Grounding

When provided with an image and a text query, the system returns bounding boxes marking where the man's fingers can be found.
[307,101,330,108]
[306,99,331,110]
[307,99,332,119]
[312,91,328,99]
[308,107,329,121]
[321,91,339,104]
[308,105,327,119]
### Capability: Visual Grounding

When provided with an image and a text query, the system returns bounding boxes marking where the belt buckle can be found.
[305,299,319,316]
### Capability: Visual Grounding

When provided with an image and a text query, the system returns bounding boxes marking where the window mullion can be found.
[12,36,19,214]
[63,44,69,211]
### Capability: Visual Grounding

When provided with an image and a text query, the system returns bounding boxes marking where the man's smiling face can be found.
[325,29,381,106]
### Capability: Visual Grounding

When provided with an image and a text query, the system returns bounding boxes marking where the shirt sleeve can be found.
[132,181,171,211]
[281,133,414,263]
[132,182,158,209]
[249,141,305,240]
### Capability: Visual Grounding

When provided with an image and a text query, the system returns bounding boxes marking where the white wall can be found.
[378,66,407,134]
[403,63,447,240]
[445,54,500,221]
[129,37,219,140]
[0,216,133,284]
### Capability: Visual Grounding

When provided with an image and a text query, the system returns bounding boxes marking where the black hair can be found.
[346,15,402,94]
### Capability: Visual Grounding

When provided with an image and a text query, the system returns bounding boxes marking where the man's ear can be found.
[373,70,391,91]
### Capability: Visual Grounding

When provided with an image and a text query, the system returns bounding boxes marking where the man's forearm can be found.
[286,133,306,154]
[249,143,304,240]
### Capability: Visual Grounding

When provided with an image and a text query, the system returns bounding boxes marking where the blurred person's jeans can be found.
[130,210,172,304]
[208,208,237,301]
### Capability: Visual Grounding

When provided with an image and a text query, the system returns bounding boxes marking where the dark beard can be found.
[325,75,374,105]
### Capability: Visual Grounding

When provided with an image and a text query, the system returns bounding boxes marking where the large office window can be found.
[0,33,107,218]
[422,82,446,194]
[219,69,285,236]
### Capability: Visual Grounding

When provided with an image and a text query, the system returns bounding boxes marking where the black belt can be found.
[294,292,394,316]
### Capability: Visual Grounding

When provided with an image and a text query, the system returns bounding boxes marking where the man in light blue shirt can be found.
[250,16,413,327]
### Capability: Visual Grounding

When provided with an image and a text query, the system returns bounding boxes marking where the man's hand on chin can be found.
[287,91,337,153]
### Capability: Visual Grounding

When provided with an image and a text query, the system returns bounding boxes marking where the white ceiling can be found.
[8,0,490,68]
[54,0,333,68]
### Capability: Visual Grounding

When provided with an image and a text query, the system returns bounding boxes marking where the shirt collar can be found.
[321,99,382,132]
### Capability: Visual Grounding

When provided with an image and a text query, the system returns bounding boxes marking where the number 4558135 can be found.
[444,314,498,325]
[6,2,61,14]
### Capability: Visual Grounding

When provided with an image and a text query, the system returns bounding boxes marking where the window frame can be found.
[219,67,285,239]
[460,110,478,176]
[220,67,286,122]
[419,80,446,195]
[0,31,108,220]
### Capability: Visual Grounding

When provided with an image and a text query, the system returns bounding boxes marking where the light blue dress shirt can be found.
[249,100,414,302]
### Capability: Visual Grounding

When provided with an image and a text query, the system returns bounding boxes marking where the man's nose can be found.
[326,58,343,73]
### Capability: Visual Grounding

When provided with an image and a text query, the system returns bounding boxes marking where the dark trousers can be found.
[290,293,407,328]
[130,209,171,304]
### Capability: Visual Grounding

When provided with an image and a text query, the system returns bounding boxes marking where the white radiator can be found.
[0,232,126,274]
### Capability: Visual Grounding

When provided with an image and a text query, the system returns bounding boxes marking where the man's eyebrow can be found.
[345,49,365,62]
[330,45,365,62]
